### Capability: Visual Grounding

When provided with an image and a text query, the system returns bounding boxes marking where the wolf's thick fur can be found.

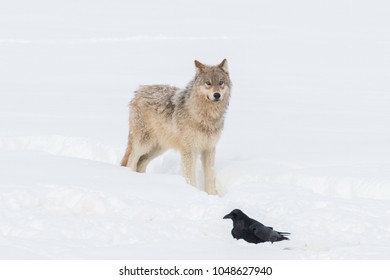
[121,59,231,195]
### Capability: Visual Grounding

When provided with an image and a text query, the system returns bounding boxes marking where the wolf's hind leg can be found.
[123,141,149,171]
[120,137,133,167]
[136,146,165,173]
[181,149,197,187]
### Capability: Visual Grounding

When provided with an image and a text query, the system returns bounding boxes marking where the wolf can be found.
[121,59,231,195]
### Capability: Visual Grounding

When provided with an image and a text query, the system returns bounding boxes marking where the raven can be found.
[223,209,290,244]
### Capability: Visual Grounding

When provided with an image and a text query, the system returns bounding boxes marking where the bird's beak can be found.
[223,213,233,219]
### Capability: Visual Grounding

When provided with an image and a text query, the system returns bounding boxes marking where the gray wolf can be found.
[121,59,231,195]
[223,209,290,243]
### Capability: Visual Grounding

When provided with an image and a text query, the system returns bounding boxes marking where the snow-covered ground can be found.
[1,0,390,259]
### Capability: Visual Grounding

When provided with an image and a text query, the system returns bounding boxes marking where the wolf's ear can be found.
[218,59,229,74]
[194,60,206,72]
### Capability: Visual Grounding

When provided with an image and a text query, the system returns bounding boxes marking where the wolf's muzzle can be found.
[213,92,221,101]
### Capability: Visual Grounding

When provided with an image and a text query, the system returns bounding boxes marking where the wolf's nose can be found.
[213,92,221,100]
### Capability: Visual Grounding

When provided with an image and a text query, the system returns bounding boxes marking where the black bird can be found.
[223,209,290,244]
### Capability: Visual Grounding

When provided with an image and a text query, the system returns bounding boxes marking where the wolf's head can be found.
[193,59,231,103]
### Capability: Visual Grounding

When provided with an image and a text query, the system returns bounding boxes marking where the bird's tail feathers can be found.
[271,231,291,243]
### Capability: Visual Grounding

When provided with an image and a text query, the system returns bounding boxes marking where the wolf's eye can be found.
[219,81,225,86]
[205,81,211,86]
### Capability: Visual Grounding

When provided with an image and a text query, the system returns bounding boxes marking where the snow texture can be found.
[1,0,390,259]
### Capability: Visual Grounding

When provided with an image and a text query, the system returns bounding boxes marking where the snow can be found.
[1,0,390,259]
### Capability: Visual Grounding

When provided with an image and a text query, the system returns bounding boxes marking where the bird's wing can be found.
[250,222,273,241]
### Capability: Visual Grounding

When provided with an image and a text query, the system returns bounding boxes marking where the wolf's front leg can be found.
[181,149,197,187]
[201,148,217,195]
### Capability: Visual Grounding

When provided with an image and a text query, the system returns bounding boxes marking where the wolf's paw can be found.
[205,185,225,196]
[205,188,218,196]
